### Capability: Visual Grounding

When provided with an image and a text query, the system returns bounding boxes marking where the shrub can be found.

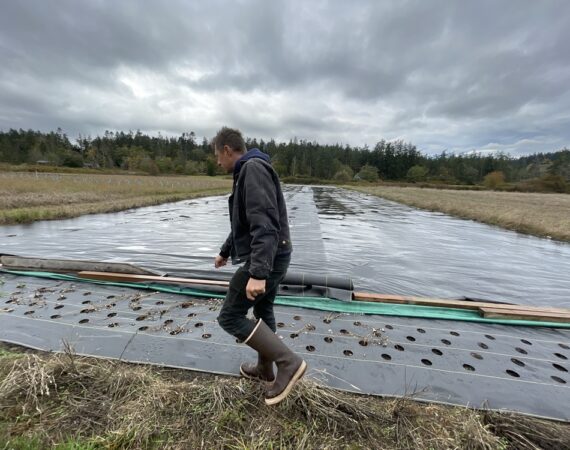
[406,165,429,183]
[484,171,505,189]
[357,165,379,182]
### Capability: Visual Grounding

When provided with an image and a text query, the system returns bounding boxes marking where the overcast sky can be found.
[1,1,569,155]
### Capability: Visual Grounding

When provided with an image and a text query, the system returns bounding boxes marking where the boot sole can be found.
[264,360,307,406]
[239,365,275,382]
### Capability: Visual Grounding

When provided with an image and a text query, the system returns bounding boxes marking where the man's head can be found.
[212,127,247,173]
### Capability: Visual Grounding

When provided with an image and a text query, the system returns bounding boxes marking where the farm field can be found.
[351,185,570,242]
[0,172,232,224]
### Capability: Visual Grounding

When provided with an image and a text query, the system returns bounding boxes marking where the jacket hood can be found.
[234,148,271,178]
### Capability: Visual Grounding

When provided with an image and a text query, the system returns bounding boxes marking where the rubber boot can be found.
[240,354,275,382]
[244,319,307,405]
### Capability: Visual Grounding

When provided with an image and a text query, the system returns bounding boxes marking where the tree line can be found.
[0,128,568,189]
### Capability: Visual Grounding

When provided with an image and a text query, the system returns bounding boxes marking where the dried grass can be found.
[1,346,567,449]
[0,172,231,224]
[351,185,570,242]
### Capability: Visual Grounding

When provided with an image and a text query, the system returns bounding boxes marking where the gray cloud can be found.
[1,0,569,155]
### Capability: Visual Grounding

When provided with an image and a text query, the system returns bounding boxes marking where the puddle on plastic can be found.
[1,185,569,307]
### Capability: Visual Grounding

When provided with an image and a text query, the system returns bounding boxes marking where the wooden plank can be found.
[480,307,570,324]
[78,271,229,287]
[353,292,570,315]
[73,275,570,319]
[1,255,160,276]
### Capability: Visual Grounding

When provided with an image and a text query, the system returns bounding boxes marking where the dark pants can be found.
[217,253,291,341]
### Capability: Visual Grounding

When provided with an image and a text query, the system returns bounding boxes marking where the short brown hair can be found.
[212,127,246,153]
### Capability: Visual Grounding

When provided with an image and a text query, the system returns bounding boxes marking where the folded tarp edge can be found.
[3,269,570,329]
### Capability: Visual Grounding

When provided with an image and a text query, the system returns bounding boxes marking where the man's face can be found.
[215,145,235,173]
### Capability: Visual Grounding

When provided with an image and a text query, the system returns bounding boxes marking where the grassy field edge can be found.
[348,185,570,242]
[1,344,568,449]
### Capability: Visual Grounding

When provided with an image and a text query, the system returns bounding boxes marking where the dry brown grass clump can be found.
[1,346,568,449]
[0,172,231,224]
[350,185,570,242]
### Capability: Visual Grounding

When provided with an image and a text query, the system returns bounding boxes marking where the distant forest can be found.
[0,128,569,189]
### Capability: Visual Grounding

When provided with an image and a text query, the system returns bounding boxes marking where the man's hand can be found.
[246,278,266,301]
[214,255,228,268]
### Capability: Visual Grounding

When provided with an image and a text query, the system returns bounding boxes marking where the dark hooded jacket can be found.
[219,148,292,279]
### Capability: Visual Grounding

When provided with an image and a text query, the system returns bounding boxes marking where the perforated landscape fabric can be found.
[4,269,570,329]
[1,272,569,421]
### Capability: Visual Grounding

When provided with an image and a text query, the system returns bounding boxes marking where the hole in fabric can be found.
[421,359,432,366]
[79,319,89,324]
[463,364,475,372]
[24,310,34,315]
[164,319,174,325]
[107,295,115,299]
[107,312,117,318]
[180,302,193,308]
[170,329,183,335]
[324,336,333,343]
[450,331,460,336]
[432,349,443,356]
[54,304,64,310]
[108,323,119,328]
[108,303,116,308]
[306,324,316,331]
[385,324,394,330]
[554,353,568,360]
[506,369,520,378]
[277,322,285,328]
[471,352,483,360]
[551,376,566,384]
[441,339,451,346]
[306,345,315,352]
[381,354,391,361]
[359,340,368,346]
[478,342,489,350]
[138,326,148,331]
[340,329,349,335]
[559,343,570,350]
[155,301,164,305]
[290,333,298,339]
[343,350,353,356]
[194,322,203,328]
[132,306,142,311]
[515,347,528,355]
[511,358,525,367]
[83,292,91,296]
[417,328,426,334]
[82,300,91,305]
[202,333,211,339]
[521,339,532,345]
[353,321,362,326]
[323,318,332,324]
[293,315,302,321]
[484,334,496,340]
[406,336,416,342]
[553,363,568,372]
[50,315,61,319]
[5,300,14,304]
[394,345,405,351]
[187,313,196,318]
[81,309,94,314]
[136,315,146,321]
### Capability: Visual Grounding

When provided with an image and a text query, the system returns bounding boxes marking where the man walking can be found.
[213,127,306,405]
